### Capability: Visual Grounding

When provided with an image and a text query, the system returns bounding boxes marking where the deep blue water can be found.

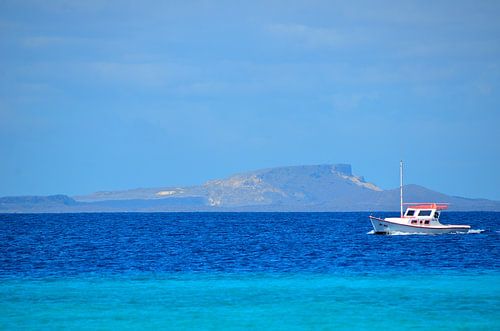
[1,212,498,277]
[0,212,499,329]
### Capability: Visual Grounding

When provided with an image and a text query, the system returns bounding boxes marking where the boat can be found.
[369,161,471,234]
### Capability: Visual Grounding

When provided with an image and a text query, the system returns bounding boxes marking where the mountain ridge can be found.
[1,164,499,212]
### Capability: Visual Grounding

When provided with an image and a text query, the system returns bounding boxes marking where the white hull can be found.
[369,216,470,235]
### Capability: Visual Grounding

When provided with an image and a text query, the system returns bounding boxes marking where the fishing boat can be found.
[369,161,470,234]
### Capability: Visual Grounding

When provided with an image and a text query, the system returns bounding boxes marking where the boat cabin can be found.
[405,208,440,219]
[403,203,448,225]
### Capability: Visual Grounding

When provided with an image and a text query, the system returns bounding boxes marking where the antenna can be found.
[400,160,404,218]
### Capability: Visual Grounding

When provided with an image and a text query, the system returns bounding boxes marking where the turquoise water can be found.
[1,273,499,330]
[1,212,499,329]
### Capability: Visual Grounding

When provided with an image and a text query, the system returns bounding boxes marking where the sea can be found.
[0,212,499,330]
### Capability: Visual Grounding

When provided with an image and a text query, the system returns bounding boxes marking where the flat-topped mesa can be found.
[331,164,352,176]
[2,163,500,212]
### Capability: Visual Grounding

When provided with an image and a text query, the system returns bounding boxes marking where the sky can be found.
[1,0,499,199]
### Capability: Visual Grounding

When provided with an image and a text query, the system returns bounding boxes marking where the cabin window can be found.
[424,220,430,225]
[406,210,415,216]
[418,210,432,216]
[411,220,417,224]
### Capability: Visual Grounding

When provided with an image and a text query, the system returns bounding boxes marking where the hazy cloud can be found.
[22,36,81,48]
[331,92,380,112]
[268,23,349,48]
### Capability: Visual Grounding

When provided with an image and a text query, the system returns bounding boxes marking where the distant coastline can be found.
[2,164,500,213]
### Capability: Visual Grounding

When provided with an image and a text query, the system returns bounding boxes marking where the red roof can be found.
[405,203,448,210]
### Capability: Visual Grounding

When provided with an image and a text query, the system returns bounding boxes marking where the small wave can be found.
[467,229,485,234]
[387,231,430,236]
[449,229,485,235]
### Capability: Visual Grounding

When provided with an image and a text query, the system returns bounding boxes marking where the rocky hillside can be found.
[1,164,499,212]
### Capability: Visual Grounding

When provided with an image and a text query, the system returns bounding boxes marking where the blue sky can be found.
[1,0,499,199]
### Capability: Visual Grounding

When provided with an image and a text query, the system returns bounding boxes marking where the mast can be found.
[400,160,404,218]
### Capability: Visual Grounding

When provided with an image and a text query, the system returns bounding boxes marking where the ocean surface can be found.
[0,212,499,330]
